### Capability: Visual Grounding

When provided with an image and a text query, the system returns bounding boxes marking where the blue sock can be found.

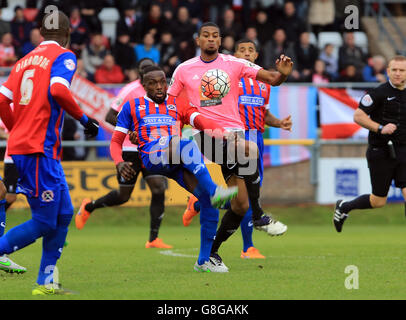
[37,214,72,285]
[0,200,5,237]
[241,206,254,252]
[179,139,217,197]
[196,192,218,265]
[0,219,51,255]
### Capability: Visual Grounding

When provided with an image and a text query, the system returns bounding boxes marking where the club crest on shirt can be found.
[64,59,76,71]
[167,104,176,110]
[41,190,55,202]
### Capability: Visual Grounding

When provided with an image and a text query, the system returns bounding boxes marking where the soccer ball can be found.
[201,69,231,99]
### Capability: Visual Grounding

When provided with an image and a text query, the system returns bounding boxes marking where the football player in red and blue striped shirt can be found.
[0,11,98,294]
[110,65,239,272]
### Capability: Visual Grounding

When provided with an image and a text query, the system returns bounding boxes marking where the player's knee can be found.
[231,198,250,216]
[370,195,387,208]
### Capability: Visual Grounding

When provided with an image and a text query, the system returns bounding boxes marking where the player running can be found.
[110,65,238,272]
[182,38,292,259]
[0,11,99,294]
[76,58,172,249]
[168,22,293,267]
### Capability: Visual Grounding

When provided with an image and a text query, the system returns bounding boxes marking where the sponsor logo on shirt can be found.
[239,95,266,106]
[141,115,176,126]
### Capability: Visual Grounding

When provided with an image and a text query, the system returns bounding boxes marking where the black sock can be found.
[85,190,126,213]
[340,194,372,214]
[149,193,165,242]
[244,169,263,221]
[211,209,244,254]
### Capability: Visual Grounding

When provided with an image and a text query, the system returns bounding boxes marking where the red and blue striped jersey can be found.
[0,40,77,159]
[115,95,197,150]
[238,77,270,132]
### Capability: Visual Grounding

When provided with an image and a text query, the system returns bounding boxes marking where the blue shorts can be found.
[140,137,189,190]
[12,154,73,228]
[245,130,264,185]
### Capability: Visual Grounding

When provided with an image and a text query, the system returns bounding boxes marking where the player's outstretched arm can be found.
[256,54,293,86]
[50,82,99,137]
[265,111,292,131]
[110,130,136,180]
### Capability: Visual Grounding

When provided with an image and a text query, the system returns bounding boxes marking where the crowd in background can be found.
[0,0,398,86]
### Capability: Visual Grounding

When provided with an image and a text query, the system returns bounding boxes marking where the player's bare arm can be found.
[256,54,293,86]
[105,108,119,126]
[265,111,292,131]
[354,108,397,134]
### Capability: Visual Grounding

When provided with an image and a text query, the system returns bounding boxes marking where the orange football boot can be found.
[182,195,200,227]
[75,198,92,230]
[145,238,173,249]
[240,247,266,259]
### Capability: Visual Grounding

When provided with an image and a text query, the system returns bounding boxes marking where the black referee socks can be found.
[340,194,372,214]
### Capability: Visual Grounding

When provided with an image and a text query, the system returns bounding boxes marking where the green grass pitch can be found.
[1,203,406,300]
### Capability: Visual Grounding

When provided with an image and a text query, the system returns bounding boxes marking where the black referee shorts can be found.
[366,145,406,197]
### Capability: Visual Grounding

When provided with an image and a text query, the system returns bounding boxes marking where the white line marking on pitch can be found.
[159,248,198,258]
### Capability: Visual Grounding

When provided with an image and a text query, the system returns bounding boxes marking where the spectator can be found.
[0,8,10,40]
[308,0,335,35]
[218,8,243,40]
[157,31,178,78]
[116,5,142,44]
[171,6,196,46]
[81,33,109,81]
[77,1,103,33]
[338,32,366,72]
[0,32,17,67]
[207,0,232,24]
[134,32,160,64]
[277,1,307,44]
[312,59,331,84]
[363,55,387,83]
[141,3,168,43]
[254,10,274,44]
[178,0,202,25]
[221,35,235,55]
[94,54,125,84]
[263,28,296,71]
[21,28,43,57]
[295,31,319,81]
[75,58,89,79]
[337,64,363,82]
[10,6,34,49]
[245,26,265,66]
[319,43,338,79]
[70,7,90,56]
[113,32,137,75]
[62,114,87,161]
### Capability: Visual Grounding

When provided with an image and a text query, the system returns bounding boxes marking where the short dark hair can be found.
[141,65,164,82]
[198,22,220,36]
[234,38,257,52]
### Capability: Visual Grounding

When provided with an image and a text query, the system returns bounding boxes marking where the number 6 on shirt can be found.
[19,69,35,105]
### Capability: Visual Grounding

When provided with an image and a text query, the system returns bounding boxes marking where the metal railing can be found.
[364,0,406,55]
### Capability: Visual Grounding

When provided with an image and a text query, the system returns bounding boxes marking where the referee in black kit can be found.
[334,55,406,232]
